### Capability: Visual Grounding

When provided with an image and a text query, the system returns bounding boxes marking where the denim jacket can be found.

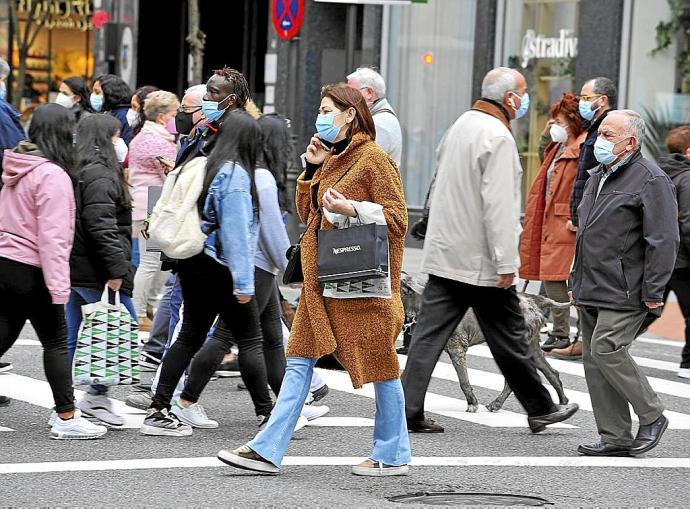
[202,161,258,296]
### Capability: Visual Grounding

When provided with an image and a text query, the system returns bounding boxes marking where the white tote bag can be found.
[149,156,208,259]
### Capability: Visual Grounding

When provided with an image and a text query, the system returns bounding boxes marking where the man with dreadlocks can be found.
[175,67,251,167]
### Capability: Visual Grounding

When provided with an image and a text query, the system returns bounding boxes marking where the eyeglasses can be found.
[177,105,202,114]
[580,94,603,102]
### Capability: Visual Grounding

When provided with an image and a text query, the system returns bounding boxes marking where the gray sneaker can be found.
[126,391,153,411]
[78,393,125,427]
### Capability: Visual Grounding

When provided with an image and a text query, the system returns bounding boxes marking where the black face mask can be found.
[175,110,198,135]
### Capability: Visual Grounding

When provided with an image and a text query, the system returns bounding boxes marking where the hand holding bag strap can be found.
[101,285,121,307]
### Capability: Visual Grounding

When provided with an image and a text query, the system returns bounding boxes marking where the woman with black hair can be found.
[141,109,266,436]
[66,114,137,427]
[55,76,94,122]
[0,104,107,439]
[92,74,134,143]
[128,85,159,137]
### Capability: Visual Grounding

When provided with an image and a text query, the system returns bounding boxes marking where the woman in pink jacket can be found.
[128,90,179,331]
[0,104,106,440]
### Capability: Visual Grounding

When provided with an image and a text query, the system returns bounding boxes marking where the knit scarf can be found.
[471,99,512,133]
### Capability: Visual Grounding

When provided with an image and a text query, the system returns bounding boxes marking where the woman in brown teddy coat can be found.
[217,84,411,477]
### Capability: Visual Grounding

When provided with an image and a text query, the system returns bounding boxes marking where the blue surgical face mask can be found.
[594,136,628,165]
[201,93,233,123]
[579,98,600,122]
[509,91,530,119]
[315,112,345,143]
[90,93,103,112]
[0,81,6,101]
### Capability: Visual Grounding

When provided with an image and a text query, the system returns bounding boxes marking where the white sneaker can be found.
[301,404,330,421]
[294,415,309,432]
[78,393,124,427]
[679,367,690,379]
[50,413,107,440]
[48,408,83,428]
[171,400,219,429]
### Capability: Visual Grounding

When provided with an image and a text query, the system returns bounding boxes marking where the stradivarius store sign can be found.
[521,29,578,68]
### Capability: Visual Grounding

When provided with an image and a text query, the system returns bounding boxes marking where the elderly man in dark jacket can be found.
[570,109,679,457]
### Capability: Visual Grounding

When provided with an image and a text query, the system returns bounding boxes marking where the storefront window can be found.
[385,0,477,209]
[498,0,579,196]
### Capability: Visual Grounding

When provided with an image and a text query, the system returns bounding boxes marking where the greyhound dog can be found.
[400,273,570,413]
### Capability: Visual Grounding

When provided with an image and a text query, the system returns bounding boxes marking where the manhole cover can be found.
[388,492,552,506]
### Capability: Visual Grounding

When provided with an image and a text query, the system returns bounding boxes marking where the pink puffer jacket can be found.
[0,148,75,304]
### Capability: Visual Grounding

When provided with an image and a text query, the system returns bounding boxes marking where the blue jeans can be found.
[66,287,138,394]
[248,356,411,467]
[131,238,140,270]
[143,274,176,358]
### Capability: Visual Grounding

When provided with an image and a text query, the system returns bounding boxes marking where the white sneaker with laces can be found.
[294,415,309,432]
[171,400,219,429]
[78,393,124,427]
[351,459,409,477]
[50,413,107,440]
[301,405,329,421]
[679,367,690,379]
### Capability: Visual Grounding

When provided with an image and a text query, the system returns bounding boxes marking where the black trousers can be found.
[639,266,690,368]
[152,253,263,410]
[184,267,286,416]
[401,275,555,419]
[0,257,75,412]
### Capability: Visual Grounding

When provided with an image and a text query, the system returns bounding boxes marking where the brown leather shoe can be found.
[138,317,152,332]
[549,340,582,360]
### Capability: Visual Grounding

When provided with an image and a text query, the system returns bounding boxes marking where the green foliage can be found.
[653,0,690,91]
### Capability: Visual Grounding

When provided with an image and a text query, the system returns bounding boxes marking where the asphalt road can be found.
[1,249,689,508]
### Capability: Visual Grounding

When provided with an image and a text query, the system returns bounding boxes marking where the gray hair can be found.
[611,109,646,142]
[481,67,519,102]
[184,84,206,105]
[143,90,180,120]
[347,67,386,99]
[591,77,618,109]
[0,58,10,80]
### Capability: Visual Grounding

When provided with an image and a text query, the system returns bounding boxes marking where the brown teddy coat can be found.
[285,132,408,388]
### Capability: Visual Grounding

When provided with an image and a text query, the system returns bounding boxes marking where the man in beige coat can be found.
[402,67,579,434]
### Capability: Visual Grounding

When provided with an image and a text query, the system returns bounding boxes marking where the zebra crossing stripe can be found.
[315,368,575,429]
[2,456,690,474]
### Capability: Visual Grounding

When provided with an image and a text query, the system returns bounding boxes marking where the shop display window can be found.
[498,0,579,198]
[385,0,477,209]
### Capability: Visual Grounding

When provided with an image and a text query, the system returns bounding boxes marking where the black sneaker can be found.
[140,408,193,437]
[257,413,271,428]
[237,382,247,391]
[217,445,279,474]
[215,359,240,378]
[541,334,570,352]
[139,352,161,371]
[308,384,329,405]
[0,395,10,407]
[0,361,13,373]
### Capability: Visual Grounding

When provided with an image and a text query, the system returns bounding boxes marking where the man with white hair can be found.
[570,109,678,457]
[401,67,579,434]
[347,67,402,166]
[0,58,26,181]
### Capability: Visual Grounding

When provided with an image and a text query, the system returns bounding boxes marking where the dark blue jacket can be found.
[0,99,27,178]
[108,106,134,144]
[569,111,608,226]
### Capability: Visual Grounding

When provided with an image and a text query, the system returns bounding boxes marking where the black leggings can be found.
[0,257,75,413]
[184,267,286,416]
[151,253,263,410]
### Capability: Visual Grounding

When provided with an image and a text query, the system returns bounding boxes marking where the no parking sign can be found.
[272,0,305,40]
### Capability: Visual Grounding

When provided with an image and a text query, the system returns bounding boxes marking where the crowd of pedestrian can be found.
[0,56,688,475]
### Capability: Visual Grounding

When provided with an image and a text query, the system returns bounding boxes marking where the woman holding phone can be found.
[216,84,411,477]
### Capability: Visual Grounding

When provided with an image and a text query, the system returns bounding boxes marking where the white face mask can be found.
[126,108,140,128]
[55,92,75,109]
[549,124,568,144]
[113,137,128,163]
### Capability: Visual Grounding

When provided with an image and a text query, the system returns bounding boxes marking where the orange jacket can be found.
[519,134,585,281]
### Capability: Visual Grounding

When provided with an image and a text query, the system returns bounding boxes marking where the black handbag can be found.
[317,220,389,283]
